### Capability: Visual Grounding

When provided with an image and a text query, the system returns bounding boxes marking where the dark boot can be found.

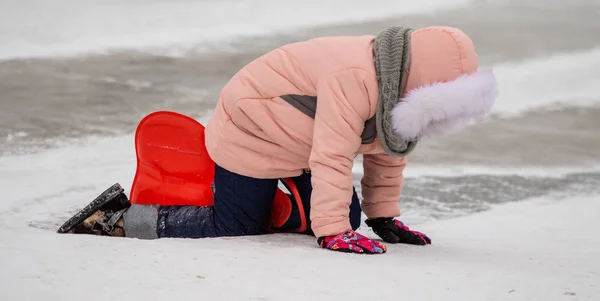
[57,183,131,237]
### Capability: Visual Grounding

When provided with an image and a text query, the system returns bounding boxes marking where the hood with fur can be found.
[390,26,498,143]
[391,69,498,140]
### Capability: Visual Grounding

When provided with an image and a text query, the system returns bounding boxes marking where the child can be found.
[58,26,498,255]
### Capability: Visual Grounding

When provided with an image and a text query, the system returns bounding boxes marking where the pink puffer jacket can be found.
[204,26,497,237]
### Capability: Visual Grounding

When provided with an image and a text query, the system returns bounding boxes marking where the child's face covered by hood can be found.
[405,26,479,92]
[390,26,498,141]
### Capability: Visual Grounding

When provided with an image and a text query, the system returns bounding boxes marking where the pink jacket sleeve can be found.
[308,69,374,238]
[360,154,406,219]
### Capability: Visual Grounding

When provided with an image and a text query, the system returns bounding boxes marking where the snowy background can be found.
[0,0,599,300]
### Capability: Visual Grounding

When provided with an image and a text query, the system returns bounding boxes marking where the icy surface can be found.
[0,190,597,300]
[0,0,470,60]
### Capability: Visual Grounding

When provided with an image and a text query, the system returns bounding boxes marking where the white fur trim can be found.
[390,69,498,140]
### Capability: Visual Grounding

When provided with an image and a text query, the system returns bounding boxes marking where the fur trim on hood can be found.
[390,69,498,140]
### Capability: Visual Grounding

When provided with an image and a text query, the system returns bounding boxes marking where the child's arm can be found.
[308,68,375,238]
[362,154,432,246]
[360,153,406,219]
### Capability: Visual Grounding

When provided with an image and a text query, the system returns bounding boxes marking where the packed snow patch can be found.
[0,191,597,300]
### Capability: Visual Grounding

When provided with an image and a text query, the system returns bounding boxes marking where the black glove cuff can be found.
[365,217,394,229]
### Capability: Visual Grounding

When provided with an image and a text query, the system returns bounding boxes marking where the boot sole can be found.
[57,183,126,234]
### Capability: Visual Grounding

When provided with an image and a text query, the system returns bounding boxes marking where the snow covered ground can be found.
[0,130,596,300]
[0,0,469,60]
[1,0,599,299]
[0,185,597,300]
[0,42,598,300]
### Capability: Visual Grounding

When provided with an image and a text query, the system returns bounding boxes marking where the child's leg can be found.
[212,164,279,236]
[291,172,363,233]
[349,189,362,230]
[124,164,278,239]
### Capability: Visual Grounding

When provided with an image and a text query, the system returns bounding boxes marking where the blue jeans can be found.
[157,165,362,238]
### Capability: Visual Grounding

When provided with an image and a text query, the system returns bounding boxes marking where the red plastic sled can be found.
[130,111,306,233]
[130,111,215,207]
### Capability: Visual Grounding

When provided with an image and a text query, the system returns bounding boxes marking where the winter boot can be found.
[57,183,131,237]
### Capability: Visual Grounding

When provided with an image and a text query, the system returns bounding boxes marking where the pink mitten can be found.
[318,230,387,254]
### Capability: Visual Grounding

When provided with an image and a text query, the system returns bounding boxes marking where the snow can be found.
[0,0,470,60]
[0,116,597,300]
[0,180,597,300]
[0,95,598,299]
[491,47,600,118]
[1,0,598,297]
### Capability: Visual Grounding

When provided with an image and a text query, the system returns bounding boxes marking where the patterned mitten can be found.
[365,218,431,245]
[317,230,386,254]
